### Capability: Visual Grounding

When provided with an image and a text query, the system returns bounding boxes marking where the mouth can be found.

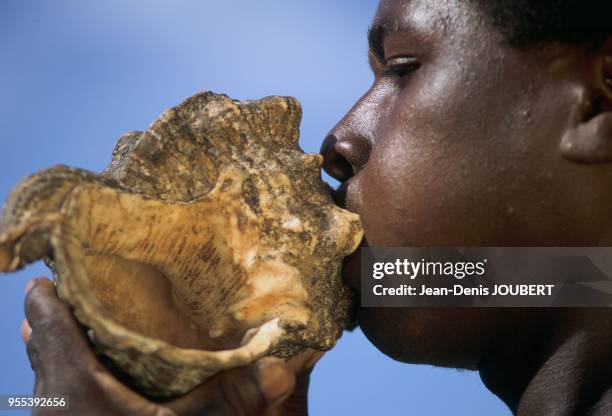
[330,180,350,208]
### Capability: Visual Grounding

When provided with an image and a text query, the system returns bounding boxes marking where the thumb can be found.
[23,278,100,372]
[167,357,295,416]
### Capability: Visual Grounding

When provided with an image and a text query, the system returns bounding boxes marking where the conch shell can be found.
[0,92,362,397]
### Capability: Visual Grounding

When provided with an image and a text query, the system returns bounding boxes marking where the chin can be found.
[356,307,498,370]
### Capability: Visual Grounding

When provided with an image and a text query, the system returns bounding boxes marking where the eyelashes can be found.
[385,56,420,79]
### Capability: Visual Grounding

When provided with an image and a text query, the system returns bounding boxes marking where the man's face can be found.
[321,0,612,367]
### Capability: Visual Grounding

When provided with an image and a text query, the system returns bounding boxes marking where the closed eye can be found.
[386,56,420,78]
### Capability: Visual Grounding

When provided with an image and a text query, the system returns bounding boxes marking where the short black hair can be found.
[473,0,612,46]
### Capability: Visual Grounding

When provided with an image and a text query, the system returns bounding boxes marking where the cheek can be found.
[359,130,499,246]
[357,69,512,245]
[357,73,611,246]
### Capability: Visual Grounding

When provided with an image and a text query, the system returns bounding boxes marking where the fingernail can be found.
[24,279,37,294]
[256,359,293,403]
[20,319,31,343]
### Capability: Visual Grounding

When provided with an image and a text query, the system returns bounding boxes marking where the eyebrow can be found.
[367,23,386,62]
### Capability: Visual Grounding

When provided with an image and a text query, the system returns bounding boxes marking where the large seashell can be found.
[0,92,362,397]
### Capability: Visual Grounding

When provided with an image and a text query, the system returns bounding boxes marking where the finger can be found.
[167,357,295,416]
[20,278,39,344]
[24,278,97,370]
[24,278,39,295]
[286,348,324,374]
[90,370,177,416]
[20,319,31,344]
[24,278,66,330]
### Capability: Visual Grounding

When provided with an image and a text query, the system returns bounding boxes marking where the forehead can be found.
[373,0,483,39]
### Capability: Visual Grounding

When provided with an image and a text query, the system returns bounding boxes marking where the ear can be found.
[560,35,612,163]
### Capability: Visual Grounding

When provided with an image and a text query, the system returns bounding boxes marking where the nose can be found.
[320,134,350,181]
[320,121,373,184]
[320,82,390,183]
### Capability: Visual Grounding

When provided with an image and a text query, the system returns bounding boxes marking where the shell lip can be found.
[326,178,365,294]
[341,235,367,294]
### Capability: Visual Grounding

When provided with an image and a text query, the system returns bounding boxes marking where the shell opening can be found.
[82,254,246,350]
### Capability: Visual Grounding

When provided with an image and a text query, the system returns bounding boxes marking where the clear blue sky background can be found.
[0,2,510,415]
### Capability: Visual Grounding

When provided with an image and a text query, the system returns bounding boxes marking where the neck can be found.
[479,309,611,416]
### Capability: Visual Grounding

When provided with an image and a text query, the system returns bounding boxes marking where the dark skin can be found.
[21,0,611,414]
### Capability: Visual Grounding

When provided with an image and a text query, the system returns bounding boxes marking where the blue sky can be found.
[0,1,510,414]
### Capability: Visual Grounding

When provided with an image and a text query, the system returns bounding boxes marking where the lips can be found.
[330,179,349,208]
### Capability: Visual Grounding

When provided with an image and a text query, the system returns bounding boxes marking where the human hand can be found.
[20,278,322,416]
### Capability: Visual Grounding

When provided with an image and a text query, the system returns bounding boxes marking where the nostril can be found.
[321,135,355,182]
[335,139,371,171]
[330,154,354,182]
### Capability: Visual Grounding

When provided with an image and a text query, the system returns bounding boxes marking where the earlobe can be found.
[560,38,612,163]
[560,112,612,163]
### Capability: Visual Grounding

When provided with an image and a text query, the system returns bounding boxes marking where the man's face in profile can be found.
[321,0,612,367]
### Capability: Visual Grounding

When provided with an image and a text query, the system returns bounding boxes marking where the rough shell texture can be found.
[0,92,363,397]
